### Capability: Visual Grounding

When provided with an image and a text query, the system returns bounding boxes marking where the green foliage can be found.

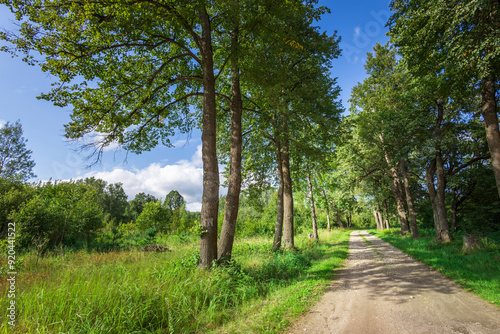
[389,0,500,80]
[0,178,33,239]
[0,120,36,181]
[83,177,129,225]
[164,190,185,211]
[9,181,104,250]
[136,200,171,233]
[126,192,157,221]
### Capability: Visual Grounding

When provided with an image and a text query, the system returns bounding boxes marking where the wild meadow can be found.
[370,229,500,307]
[0,229,350,334]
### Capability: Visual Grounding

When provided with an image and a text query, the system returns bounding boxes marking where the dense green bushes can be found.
[0,177,200,253]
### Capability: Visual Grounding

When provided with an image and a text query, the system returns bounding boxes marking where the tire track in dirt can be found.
[287,230,500,334]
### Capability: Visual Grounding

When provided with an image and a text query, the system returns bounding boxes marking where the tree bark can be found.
[400,158,419,238]
[217,25,242,262]
[373,210,381,230]
[199,7,219,269]
[391,176,409,235]
[451,188,457,232]
[306,162,318,240]
[282,132,294,249]
[273,139,284,252]
[383,199,390,229]
[481,75,500,200]
[380,134,410,234]
[377,210,384,230]
[425,157,452,243]
[435,153,451,240]
[333,201,344,228]
[321,187,331,232]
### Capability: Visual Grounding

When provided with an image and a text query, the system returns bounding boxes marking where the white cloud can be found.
[83,145,226,212]
[0,119,6,128]
[354,26,361,37]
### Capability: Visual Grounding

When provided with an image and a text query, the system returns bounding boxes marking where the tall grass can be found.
[1,229,350,333]
[370,228,500,307]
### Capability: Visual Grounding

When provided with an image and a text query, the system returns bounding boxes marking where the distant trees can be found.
[7,180,103,250]
[0,175,199,252]
[0,120,36,181]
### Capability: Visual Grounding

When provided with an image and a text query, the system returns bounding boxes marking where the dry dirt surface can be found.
[288,230,500,334]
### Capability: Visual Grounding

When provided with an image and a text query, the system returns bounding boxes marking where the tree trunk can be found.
[282,132,294,249]
[424,100,452,243]
[306,163,318,240]
[380,134,410,234]
[400,158,419,238]
[199,7,219,269]
[333,201,344,228]
[425,157,452,243]
[273,142,284,252]
[383,199,390,229]
[217,26,242,262]
[321,187,331,232]
[373,210,381,230]
[347,212,352,229]
[377,210,384,230]
[390,169,410,235]
[451,190,457,232]
[436,153,452,242]
[481,75,500,200]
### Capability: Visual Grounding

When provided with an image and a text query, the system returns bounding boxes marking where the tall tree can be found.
[305,160,319,239]
[350,43,413,235]
[0,0,226,268]
[389,0,500,199]
[0,120,36,181]
[164,190,185,211]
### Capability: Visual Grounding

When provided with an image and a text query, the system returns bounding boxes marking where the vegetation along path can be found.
[288,231,500,334]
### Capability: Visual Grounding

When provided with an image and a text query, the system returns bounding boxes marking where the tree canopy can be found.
[0,120,36,181]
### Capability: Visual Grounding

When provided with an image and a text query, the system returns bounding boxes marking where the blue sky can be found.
[0,0,390,210]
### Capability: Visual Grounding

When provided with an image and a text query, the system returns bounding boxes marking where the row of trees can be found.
[1,0,344,267]
[0,176,199,251]
[332,0,500,241]
[4,0,496,265]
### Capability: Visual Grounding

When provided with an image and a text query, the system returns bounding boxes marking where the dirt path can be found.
[288,230,500,334]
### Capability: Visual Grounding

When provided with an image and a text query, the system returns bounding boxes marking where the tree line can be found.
[335,0,500,241]
[0,176,200,252]
[1,0,498,267]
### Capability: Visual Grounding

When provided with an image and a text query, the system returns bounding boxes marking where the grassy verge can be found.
[1,229,350,333]
[369,228,500,307]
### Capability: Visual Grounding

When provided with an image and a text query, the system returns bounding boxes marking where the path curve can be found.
[288,230,500,334]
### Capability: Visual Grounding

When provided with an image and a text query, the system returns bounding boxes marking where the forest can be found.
[0,0,499,333]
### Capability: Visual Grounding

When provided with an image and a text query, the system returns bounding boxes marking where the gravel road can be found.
[288,230,500,334]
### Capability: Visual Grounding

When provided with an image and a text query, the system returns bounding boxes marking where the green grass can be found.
[0,229,350,333]
[370,228,500,307]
